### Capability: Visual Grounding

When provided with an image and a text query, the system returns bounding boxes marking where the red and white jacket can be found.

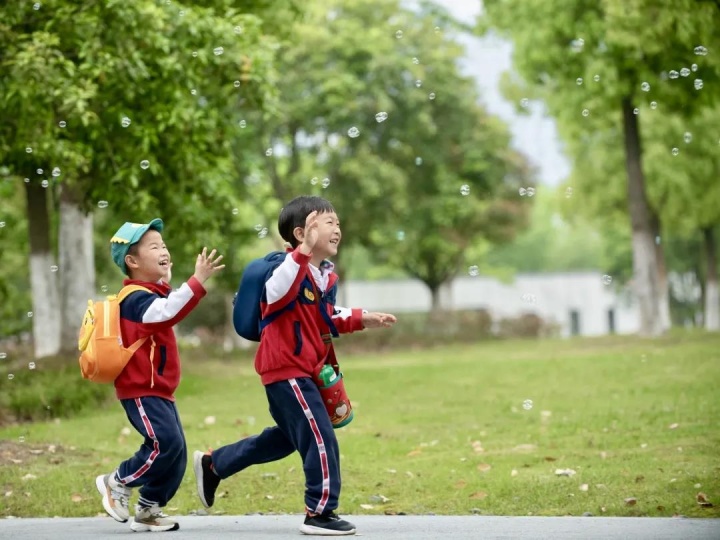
[256,248,364,385]
[116,277,206,401]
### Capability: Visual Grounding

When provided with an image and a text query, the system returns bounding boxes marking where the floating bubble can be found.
[520,98,530,108]
[232,208,239,215]
[396,230,405,241]
[668,70,679,79]
[8,374,14,381]
[236,120,247,130]
[680,67,690,77]
[428,92,436,100]
[28,362,36,370]
[576,77,583,85]
[519,187,527,196]
[650,101,657,110]
[570,38,584,53]
[375,112,388,123]
[27,311,33,318]
[434,26,441,34]
[602,274,613,285]
[655,236,661,245]
[50,265,58,272]
[258,227,268,239]
[97,200,109,209]
[321,178,331,189]
[37,168,43,175]
[140,160,150,169]
[192,51,198,58]
[234,26,242,34]
[412,57,420,64]
[684,132,692,143]
[213,47,224,56]
[0,222,5,227]
[33,2,40,9]
[694,45,708,56]
[694,79,703,90]
[633,108,640,115]
[59,120,66,128]
[582,108,590,117]
[101,285,109,293]
[25,147,32,153]
[51,167,61,177]
[395,30,403,39]
[522,399,533,411]
[671,147,679,156]
[41,180,49,188]
[191,89,197,96]
[0,352,6,359]
[415,157,423,166]
[526,187,536,197]
[460,184,470,196]
[641,82,650,92]
[310,177,318,185]
[179,9,185,16]
[347,127,360,138]
[415,80,422,88]
[691,63,698,72]
[468,265,479,277]
[18,436,24,443]
[565,187,573,198]
[593,74,600,82]
[264,148,273,157]
[233,81,240,88]
[121,116,131,128]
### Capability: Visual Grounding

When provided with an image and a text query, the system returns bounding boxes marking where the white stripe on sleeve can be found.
[141,282,195,324]
[265,253,302,305]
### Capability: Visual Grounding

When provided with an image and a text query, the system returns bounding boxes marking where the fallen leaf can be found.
[71,494,83,503]
[216,491,228,499]
[204,416,216,426]
[369,494,390,504]
[477,463,492,473]
[624,497,637,506]
[10,459,22,465]
[359,504,374,510]
[513,444,537,452]
[405,471,414,478]
[29,449,43,455]
[407,450,422,457]
[544,456,557,462]
[579,484,589,492]
[640,443,648,449]
[21,474,37,481]
[599,451,608,459]
[469,491,488,500]
[554,468,576,477]
[47,445,56,453]
[511,469,518,477]
[668,423,679,429]
[657,505,665,512]
[454,480,467,489]
[697,493,713,507]
[600,506,607,513]
[120,427,131,437]
[4,491,12,497]
[635,475,645,483]
[167,507,178,512]
[264,495,274,500]
[386,469,397,474]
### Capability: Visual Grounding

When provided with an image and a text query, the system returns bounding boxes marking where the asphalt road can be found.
[0,515,718,539]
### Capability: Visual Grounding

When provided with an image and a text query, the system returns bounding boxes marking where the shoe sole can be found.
[130,520,180,532]
[299,523,356,536]
[95,474,128,523]
[192,451,211,509]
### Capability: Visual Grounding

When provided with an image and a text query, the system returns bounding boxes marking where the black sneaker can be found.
[300,511,356,536]
[192,450,220,508]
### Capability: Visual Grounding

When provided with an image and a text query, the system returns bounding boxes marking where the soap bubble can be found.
[37,168,43,175]
[213,47,224,55]
[602,274,613,285]
[27,311,33,318]
[191,89,197,95]
[347,127,360,138]
[684,132,692,144]
[671,147,679,156]
[565,187,573,198]
[121,116,131,127]
[41,180,49,188]
[233,81,240,88]
[396,230,405,241]
[519,187,527,196]
[694,45,708,56]
[668,70,679,79]
[468,265,479,277]
[633,108,640,115]
[234,26,242,34]
[0,352,7,359]
[570,38,584,53]
[258,227,268,239]
[33,2,40,9]
[59,120,66,128]
[192,51,198,58]
[395,30,403,39]
[412,57,420,64]
[265,148,273,156]
[522,399,533,410]
[140,160,150,169]
[239,120,247,128]
[25,147,32,153]
[680,67,690,77]
[51,167,61,177]
[576,77,583,85]
[415,80,422,88]
[520,98,529,108]
[310,177,318,185]
[101,285,109,293]
[375,112,388,123]
[28,362,36,370]
[97,200,109,209]
[50,265,58,272]
[415,157,423,166]
[232,208,239,215]
[582,109,590,117]
[321,178,331,189]
[526,187,536,197]
[650,101,657,110]
[593,74,600,82]
[641,82,650,92]
[8,374,14,381]
[428,92,436,100]
[0,222,5,227]
[691,63,698,72]
[694,79,703,90]
[460,184,470,196]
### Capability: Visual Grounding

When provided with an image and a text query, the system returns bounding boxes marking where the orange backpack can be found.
[78,285,150,383]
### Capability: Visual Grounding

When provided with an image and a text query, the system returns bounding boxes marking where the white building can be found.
[341,272,640,338]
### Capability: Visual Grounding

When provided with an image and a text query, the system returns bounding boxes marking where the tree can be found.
[480,0,720,336]
[0,1,284,355]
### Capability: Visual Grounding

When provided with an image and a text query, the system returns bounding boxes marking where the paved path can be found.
[0,515,718,539]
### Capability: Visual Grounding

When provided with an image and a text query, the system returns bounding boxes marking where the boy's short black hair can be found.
[278,195,336,248]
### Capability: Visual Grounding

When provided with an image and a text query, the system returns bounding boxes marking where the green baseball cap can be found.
[110,218,164,275]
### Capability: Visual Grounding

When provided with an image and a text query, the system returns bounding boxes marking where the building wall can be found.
[339,272,640,337]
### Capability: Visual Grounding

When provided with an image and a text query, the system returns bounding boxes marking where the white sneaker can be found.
[130,505,180,532]
[95,473,131,522]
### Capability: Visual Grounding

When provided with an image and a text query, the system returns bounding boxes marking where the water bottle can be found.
[318,364,337,387]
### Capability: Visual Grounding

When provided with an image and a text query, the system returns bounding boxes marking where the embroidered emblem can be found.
[304,288,315,302]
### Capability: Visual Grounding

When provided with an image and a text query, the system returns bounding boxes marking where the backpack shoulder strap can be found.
[117,285,152,303]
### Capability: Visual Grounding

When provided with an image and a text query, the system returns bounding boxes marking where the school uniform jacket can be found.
[256,248,364,385]
[115,277,206,401]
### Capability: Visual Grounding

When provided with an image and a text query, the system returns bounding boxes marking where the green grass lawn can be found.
[1,333,719,519]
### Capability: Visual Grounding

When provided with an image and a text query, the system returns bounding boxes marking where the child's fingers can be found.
[214,264,226,271]
[208,248,217,260]
[212,254,224,264]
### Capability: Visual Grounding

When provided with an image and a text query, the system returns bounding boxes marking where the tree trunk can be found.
[24,181,61,358]
[651,217,671,331]
[621,96,664,337]
[58,186,96,350]
[223,293,250,351]
[703,227,719,331]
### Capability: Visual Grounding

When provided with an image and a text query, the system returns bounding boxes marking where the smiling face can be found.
[124,229,171,282]
[314,211,342,260]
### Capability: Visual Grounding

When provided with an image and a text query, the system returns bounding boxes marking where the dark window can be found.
[570,310,581,336]
[607,309,616,334]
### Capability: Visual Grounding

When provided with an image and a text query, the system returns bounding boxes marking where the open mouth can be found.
[159,260,170,268]
[329,239,340,246]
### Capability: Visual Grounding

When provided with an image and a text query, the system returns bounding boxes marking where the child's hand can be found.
[362,312,397,329]
[193,247,225,284]
[299,211,319,255]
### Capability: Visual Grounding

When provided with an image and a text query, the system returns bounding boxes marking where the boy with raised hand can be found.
[193,196,396,536]
[96,218,224,532]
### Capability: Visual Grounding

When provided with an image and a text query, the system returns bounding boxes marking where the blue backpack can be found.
[232,251,341,342]
[232,251,286,341]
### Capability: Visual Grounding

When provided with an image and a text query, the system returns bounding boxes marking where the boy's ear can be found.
[293,226,304,244]
[125,253,139,270]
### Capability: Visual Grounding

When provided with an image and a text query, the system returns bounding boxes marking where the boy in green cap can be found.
[95,218,224,532]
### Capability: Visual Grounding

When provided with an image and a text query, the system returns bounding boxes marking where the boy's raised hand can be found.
[362,312,397,329]
[299,210,319,255]
[193,247,225,284]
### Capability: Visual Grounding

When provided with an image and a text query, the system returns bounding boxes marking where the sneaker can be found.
[130,505,180,532]
[300,511,356,536]
[95,473,131,523]
[193,450,220,508]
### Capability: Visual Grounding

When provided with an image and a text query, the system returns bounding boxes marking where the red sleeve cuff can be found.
[187,276,207,298]
[351,308,365,331]
[292,248,312,265]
